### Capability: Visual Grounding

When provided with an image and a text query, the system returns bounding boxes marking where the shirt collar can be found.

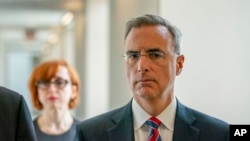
[132,97,177,131]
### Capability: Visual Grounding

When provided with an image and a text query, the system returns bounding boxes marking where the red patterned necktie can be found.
[146,117,162,141]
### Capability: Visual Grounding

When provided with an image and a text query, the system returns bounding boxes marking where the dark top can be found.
[34,117,78,141]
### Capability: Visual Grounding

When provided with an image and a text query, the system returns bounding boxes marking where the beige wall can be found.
[160,0,250,124]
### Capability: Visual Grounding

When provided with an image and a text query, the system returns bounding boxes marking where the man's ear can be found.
[176,55,185,75]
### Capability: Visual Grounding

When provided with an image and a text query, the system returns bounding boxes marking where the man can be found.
[0,86,37,141]
[75,14,229,141]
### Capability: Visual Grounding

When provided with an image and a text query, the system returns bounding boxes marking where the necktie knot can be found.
[146,117,161,129]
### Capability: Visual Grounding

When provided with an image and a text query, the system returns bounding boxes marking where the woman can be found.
[28,59,80,141]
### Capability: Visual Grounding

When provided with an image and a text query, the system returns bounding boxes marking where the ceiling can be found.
[0,0,84,51]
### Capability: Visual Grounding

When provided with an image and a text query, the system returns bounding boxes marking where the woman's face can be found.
[37,66,76,111]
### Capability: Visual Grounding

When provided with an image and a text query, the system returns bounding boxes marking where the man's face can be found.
[124,25,184,101]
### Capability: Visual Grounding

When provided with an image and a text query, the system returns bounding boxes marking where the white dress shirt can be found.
[132,97,177,141]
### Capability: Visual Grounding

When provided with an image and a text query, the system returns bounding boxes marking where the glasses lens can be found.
[54,79,68,89]
[36,81,49,89]
[36,79,69,89]
[126,52,140,59]
[123,52,140,63]
[148,51,165,60]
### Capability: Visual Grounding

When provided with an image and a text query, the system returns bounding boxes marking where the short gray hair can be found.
[124,14,182,55]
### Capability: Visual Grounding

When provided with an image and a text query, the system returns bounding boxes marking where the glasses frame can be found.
[122,50,176,63]
[35,78,71,90]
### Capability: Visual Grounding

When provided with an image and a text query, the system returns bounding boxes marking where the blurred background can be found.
[0,0,249,124]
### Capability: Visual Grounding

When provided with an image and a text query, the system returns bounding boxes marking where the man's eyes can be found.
[148,52,164,58]
[127,53,140,58]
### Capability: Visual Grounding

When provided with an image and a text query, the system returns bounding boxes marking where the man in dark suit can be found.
[0,86,37,141]
[74,14,229,141]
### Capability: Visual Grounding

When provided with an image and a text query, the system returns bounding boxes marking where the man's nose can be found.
[137,55,150,72]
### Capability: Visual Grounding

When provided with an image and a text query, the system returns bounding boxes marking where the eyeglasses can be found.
[123,51,175,63]
[36,78,70,90]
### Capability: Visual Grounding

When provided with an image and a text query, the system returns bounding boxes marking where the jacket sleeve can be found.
[16,95,37,141]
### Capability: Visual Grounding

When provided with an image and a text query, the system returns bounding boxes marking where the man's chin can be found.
[134,88,156,98]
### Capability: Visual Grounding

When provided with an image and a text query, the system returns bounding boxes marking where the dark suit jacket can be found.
[75,98,229,141]
[0,86,37,141]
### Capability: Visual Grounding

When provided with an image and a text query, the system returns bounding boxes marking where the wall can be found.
[79,0,110,119]
[160,0,250,124]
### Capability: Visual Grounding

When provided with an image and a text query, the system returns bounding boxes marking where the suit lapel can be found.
[107,100,135,141]
[173,99,200,141]
[104,99,200,141]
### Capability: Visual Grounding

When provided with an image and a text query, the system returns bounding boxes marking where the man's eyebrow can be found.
[126,50,139,53]
[147,48,162,52]
[125,48,163,53]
